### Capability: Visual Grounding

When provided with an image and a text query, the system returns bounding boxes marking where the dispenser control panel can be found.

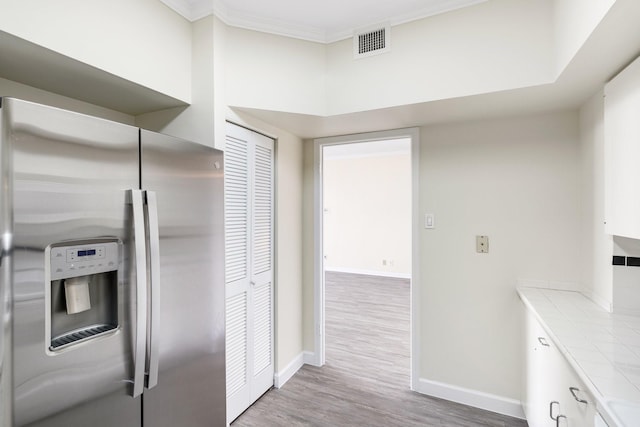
[50,241,119,281]
[66,247,105,262]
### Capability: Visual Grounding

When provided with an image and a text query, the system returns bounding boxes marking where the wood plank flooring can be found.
[232,271,528,427]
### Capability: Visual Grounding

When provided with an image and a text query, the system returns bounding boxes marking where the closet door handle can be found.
[556,414,567,427]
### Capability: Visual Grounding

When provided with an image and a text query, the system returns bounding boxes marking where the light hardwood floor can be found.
[232,271,528,426]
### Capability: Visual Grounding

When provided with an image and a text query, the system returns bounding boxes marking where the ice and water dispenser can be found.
[46,239,120,351]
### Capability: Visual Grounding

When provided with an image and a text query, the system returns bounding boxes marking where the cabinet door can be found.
[604,55,640,238]
[524,310,557,427]
[523,308,597,427]
[557,357,597,427]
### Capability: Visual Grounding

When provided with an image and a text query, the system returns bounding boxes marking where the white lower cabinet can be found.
[523,310,597,427]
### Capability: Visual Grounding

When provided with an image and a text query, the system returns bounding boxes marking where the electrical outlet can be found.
[476,235,489,253]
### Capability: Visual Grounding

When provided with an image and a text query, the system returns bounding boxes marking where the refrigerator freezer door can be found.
[140,130,225,426]
[5,98,142,427]
[0,97,14,426]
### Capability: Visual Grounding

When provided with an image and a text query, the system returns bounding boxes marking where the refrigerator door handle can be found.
[145,191,160,389]
[130,189,148,398]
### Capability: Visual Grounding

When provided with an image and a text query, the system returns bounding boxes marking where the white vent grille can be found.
[354,24,390,59]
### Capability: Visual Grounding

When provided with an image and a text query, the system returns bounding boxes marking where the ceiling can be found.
[160,0,487,43]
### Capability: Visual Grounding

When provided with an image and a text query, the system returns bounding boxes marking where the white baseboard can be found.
[325,267,411,279]
[415,377,525,420]
[303,350,320,367]
[274,352,305,388]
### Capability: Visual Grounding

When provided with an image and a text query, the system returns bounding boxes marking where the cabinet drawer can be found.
[557,356,596,427]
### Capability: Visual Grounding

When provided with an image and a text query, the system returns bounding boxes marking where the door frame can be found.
[312,127,420,390]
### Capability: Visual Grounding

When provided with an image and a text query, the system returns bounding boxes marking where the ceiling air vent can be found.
[354,24,390,59]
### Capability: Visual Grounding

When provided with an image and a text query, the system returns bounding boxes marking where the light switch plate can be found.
[476,235,489,253]
[425,213,435,229]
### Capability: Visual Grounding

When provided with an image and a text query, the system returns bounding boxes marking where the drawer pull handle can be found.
[538,337,550,347]
[550,401,559,420]
[556,414,567,427]
[569,386,588,404]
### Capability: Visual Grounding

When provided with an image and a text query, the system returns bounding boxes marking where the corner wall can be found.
[417,111,581,407]
[553,0,616,74]
[136,16,216,148]
[579,90,613,309]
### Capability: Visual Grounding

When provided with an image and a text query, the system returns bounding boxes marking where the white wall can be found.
[326,0,555,115]
[418,111,581,402]
[136,16,217,148]
[219,0,617,118]
[225,26,326,116]
[301,111,582,406]
[323,153,411,277]
[553,0,616,74]
[303,140,316,352]
[274,128,305,372]
[0,0,192,102]
[222,0,557,117]
[214,16,228,150]
[579,89,613,310]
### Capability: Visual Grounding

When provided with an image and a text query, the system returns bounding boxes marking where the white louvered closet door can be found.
[225,123,274,424]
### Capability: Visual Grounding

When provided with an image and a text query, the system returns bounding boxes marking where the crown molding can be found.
[159,0,214,22]
[213,0,328,43]
[213,0,487,44]
[161,0,487,42]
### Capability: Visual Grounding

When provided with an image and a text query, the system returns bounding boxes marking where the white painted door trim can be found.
[312,127,421,390]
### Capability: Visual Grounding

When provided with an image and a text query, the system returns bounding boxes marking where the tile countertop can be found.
[518,287,640,427]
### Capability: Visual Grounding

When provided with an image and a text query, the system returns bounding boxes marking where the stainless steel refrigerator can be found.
[0,98,225,426]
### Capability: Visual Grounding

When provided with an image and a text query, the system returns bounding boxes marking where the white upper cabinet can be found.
[605,55,640,238]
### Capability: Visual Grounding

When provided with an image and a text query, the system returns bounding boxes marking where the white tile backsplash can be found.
[612,236,640,313]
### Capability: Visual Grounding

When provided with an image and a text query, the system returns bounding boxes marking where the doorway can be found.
[313,128,420,389]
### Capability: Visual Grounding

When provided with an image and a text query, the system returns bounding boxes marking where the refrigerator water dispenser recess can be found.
[64,276,91,314]
[46,239,120,352]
